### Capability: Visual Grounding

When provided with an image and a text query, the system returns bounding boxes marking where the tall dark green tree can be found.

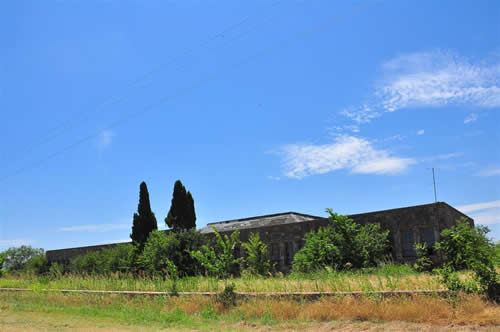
[130,181,158,246]
[165,180,196,231]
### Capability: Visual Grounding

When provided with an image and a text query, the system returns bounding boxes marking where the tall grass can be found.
[1,291,499,327]
[0,264,444,293]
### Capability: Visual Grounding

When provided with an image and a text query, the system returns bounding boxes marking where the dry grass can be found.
[234,294,500,326]
[2,290,499,327]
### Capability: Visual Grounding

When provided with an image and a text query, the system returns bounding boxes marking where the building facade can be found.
[47,202,473,269]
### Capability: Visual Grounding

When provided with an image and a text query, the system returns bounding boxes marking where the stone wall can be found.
[46,202,472,270]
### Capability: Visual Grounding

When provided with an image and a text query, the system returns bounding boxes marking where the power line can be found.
[6,0,290,163]
[1,0,376,184]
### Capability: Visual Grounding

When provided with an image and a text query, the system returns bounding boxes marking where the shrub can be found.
[216,283,237,308]
[241,232,271,276]
[48,262,63,279]
[414,242,433,272]
[293,210,389,272]
[190,227,241,279]
[436,218,495,271]
[138,230,204,277]
[24,254,49,275]
[435,219,499,302]
[71,244,134,275]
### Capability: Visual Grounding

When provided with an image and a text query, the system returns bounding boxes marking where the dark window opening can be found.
[285,242,294,265]
[401,231,416,257]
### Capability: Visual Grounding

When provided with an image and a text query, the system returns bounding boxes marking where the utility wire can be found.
[1,0,376,184]
[7,0,289,163]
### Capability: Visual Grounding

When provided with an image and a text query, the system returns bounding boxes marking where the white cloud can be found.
[456,200,500,226]
[456,200,500,213]
[469,209,500,225]
[417,129,425,135]
[341,51,500,123]
[281,135,415,179]
[475,168,500,177]
[464,113,479,124]
[58,223,129,232]
[267,175,281,181]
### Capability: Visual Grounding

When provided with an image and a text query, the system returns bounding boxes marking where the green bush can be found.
[190,227,241,279]
[137,230,204,277]
[495,241,500,267]
[241,232,271,276]
[292,210,389,272]
[48,262,63,279]
[71,244,135,275]
[414,243,433,272]
[435,218,499,302]
[436,218,495,271]
[25,254,49,275]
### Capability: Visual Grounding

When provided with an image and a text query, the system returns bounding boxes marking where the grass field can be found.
[1,291,499,331]
[0,264,451,293]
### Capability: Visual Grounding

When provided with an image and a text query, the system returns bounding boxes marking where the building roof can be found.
[200,211,321,233]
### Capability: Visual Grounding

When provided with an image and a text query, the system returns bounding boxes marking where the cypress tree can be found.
[186,191,196,230]
[165,180,196,231]
[130,181,158,246]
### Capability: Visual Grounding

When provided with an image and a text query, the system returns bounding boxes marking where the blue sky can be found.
[1,0,499,251]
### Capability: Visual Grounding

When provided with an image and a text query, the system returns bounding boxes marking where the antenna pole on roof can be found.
[432,167,437,203]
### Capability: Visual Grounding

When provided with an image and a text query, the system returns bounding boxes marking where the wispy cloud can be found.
[475,168,500,177]
[456,200,500,226]
[341,51,500,123]
[464,113,479,124]
[280,135,415,179]
[420,152,463,163]
[417,129,425,135]
[456,200,500,214]
[58,223,129,232]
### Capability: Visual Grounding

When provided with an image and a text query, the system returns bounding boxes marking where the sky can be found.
[1,0,499,251]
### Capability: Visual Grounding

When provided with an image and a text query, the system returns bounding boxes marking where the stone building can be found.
[46,201,472,269]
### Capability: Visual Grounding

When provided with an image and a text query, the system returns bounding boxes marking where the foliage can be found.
[25,254,50,275]
[216,283,237,308]
[71,244,135,275]
[414,243,433,272]
[190,227,241,279]
[241,232,271,276]
[435,218,495,270]
[165,180,196,231]
[293,210,390,272]
[0,251,7,271]
[494,241,500,267]
[48,263,64,279]
[137,230,204,277]
[2,246,45,272]
[130,181,158,246]
[435,219,499,302]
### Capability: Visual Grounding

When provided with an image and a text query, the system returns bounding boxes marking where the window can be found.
[401,231,416,257]
[271,243,280,261]
[285,242,294,265]
[420,228,435,248]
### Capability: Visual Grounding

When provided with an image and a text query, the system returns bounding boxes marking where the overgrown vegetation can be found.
[137,229,204,277]
[241,232,271,276]
[435,218,500,302]
[293,209,390,272]
[1,291,499,329]
[190,227,242,279]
